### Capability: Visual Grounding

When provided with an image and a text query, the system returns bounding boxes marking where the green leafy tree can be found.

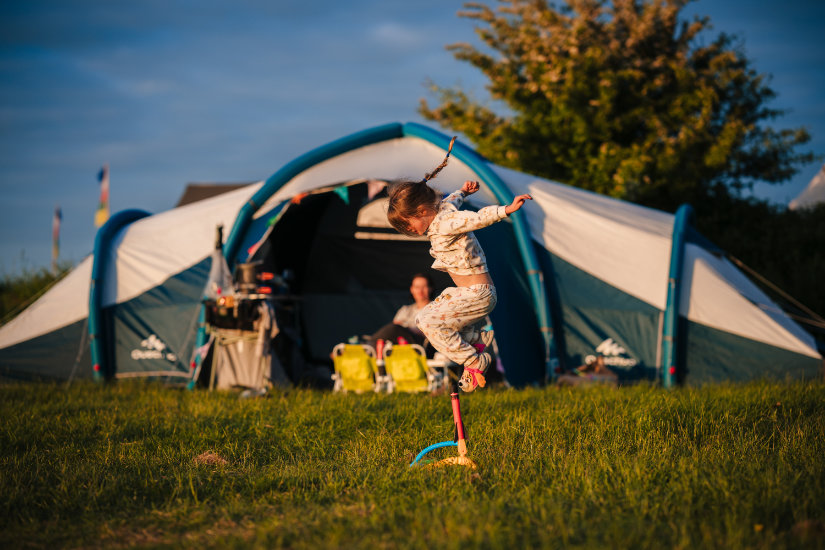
[420,0,815,209]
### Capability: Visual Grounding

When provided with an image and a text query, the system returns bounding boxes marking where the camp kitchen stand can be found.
[204,289,297,392]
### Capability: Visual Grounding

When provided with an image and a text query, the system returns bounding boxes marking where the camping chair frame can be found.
[381,342,438,393]
[331,343,379,393]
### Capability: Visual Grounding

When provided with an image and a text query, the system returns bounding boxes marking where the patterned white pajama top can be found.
[425,191,508,276]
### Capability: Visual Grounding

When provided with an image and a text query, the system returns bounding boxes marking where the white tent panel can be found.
[102,183,263,306]
[356,197,393,228]
[255,138,499,213]
[499,166,674,310]
[497,166,674,238]
[0,255,92,349]
[682,244,819,358]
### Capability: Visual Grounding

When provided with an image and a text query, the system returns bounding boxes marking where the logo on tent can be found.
[131,334,177,362]
[586,338,638,368]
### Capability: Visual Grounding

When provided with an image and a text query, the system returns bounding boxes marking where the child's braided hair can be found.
[387,137,457,236]
[421,136,457,183]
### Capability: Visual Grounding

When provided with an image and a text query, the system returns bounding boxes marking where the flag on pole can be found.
[52,206,62,274]
[95,164,110,227]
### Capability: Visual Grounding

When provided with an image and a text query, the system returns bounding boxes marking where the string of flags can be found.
[244,180,388,261]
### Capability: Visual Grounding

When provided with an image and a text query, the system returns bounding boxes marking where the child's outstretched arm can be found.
[443,181,480,209]
[433,186,531,236]
[505,194,532,216]
[434,206,508,235]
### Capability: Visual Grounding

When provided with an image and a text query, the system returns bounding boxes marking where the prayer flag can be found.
[52,206,61,274]
[246,202,290,259]
[367,180,386,200]
[333,185,350,205]
[95,164,110,227]
[290,192,308,204]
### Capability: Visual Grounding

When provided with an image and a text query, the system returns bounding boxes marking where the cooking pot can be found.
[235,262,261,290]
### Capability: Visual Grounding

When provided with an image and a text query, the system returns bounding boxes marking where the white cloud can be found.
[368,21,424,51]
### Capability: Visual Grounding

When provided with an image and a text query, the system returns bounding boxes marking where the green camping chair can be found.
[383,343,436,393]
[331,343,378,393]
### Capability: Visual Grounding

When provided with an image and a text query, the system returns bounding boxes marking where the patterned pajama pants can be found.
[415,284,497,367]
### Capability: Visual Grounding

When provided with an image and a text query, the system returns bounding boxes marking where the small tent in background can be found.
[0,122,821,386]
[175,182,254,208]
[789,164,825,211]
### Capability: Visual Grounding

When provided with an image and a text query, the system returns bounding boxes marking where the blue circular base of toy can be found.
[410,441,457,467]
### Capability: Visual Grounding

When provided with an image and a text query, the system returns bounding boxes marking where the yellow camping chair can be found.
[383,343,435,393]
[331,343,378,393]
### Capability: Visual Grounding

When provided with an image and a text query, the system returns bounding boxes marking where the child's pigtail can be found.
[421,136,457,184]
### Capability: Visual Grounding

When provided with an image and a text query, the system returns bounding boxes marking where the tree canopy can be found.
[420,0,815,209]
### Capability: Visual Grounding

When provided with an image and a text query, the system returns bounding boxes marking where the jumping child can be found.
[386,138,532,392]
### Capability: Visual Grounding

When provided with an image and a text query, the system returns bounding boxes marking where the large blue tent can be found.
[1,123,821,386]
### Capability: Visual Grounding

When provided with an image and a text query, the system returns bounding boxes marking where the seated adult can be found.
[368,273,433,352]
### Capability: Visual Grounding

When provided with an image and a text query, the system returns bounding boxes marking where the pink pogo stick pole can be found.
[450,392,469,456]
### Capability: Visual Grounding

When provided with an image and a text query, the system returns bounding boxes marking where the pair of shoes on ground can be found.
[459,330,494,393]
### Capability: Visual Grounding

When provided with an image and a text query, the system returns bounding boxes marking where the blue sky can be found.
[1,0,823,274]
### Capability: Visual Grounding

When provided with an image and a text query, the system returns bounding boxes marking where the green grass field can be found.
[1,379,824,549]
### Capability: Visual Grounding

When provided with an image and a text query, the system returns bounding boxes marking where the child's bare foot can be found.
[459,353,491,392]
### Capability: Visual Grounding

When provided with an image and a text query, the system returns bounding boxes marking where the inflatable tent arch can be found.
[201,122,558,380]
[89,209,151,380]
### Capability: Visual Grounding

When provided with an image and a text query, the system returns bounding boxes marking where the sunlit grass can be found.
[1,379,823,549]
